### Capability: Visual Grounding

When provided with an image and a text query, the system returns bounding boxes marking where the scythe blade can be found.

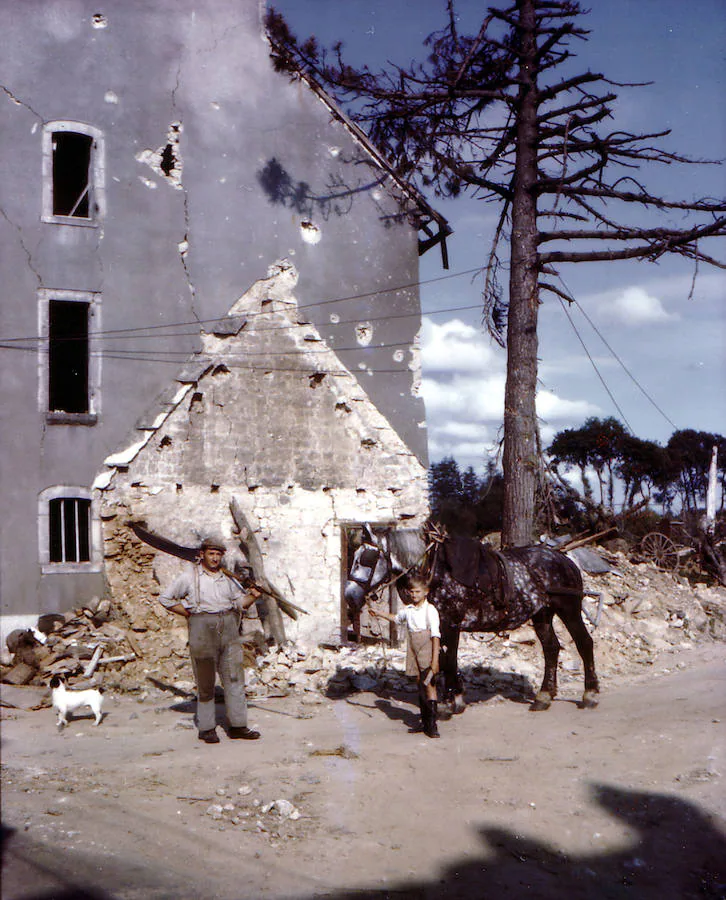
[130,521,307,620]
[130,523,200,562]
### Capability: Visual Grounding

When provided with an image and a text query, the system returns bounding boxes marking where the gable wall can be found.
[99,268,428,646]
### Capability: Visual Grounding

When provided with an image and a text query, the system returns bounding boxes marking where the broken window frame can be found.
[38,487,102,574]
[38,289,101,425]
[42,121,105,226]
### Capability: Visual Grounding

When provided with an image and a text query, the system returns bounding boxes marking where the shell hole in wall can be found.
[160,144,176,177]
[355,322,373,346]
[300,221,321,244]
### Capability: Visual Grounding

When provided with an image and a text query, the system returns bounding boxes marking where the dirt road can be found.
[2,641,725,900]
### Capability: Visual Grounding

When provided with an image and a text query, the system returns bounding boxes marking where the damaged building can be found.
[0,0,448,648]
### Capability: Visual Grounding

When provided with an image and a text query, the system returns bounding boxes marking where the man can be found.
[159,535,261,743]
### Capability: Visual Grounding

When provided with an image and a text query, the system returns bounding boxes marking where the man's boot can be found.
[424,700,440,738]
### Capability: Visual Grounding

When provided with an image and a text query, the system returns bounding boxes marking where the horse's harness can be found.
[350,525,445,606]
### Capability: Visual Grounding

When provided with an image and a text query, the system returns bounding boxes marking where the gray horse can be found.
[345,526,599,713]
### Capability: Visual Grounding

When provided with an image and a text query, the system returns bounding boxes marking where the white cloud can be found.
[421,373,506,421]
[420,317,501,373]
[536,389,599,421]
[420,317,601,472]
[599,286,678,325]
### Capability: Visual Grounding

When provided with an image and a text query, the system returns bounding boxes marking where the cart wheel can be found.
[640,532,679,570]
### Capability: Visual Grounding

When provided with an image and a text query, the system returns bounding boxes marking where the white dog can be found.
[50,675,104,728]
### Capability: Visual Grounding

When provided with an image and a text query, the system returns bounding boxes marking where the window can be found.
[38,289,101,424]
[49,299,89,414]
[53,132,93,217]
[38,487,102,573]
[49,497,91,562]
[42,122,105,225]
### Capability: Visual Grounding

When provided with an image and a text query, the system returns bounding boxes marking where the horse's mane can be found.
[387,528,426,569]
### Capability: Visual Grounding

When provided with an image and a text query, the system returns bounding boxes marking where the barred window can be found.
[49,497,91,563]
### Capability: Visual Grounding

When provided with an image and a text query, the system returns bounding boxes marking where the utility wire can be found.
[554,272,679,432]
[3,335,425,362]
[0,266,484,345]
[571,297,679,430]
[0,302,481,348]
[556,295,634,432]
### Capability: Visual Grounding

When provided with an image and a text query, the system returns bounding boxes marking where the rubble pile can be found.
[2,546,725,706]
[0,599,143,689]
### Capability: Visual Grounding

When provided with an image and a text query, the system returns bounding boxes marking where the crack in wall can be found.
[170,61,201,326]
[1,206,43,287]
[1,85,43,121]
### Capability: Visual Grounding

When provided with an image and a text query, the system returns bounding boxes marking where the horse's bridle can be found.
[365,537,440,605]
[347,543,385,598]
[349,523,447,608]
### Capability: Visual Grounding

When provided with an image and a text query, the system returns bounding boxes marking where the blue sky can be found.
[274,0,726,473]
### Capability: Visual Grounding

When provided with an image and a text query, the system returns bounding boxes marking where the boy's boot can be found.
[414,694,427,733]
[424,700,440,738]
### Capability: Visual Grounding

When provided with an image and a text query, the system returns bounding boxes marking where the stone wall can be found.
[96,264,429,647]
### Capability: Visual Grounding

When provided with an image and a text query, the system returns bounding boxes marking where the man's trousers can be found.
[187,611,248,732]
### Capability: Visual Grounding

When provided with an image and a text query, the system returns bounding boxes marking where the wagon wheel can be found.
[639,532,680,570]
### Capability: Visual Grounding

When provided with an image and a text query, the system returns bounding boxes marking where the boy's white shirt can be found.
[394,601,441,638]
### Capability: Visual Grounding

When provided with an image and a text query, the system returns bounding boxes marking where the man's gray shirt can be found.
[159,564,244,614]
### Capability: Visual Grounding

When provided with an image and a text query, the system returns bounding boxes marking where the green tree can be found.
[268,2,726,546]
[548,424,596,506]
[666,430,720,513]
[580,417,628,511]
[615,434,666,509]
[461,466,482,505]
[429,456,463,515]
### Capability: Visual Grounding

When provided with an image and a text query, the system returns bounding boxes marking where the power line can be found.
[554,274,679,432]
[556,296,634,432]
[572,298,679,430]
[0,266,484,345]
[0,301,482,348]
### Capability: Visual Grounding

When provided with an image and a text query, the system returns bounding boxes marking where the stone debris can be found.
[196,783,302,834]
[260,799,300,819]
[1,547,724,708]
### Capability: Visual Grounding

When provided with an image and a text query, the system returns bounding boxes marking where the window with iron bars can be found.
[48,497,91,563]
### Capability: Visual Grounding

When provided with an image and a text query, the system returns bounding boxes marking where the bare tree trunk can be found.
[229,498,286,646]
[502,0,540,548]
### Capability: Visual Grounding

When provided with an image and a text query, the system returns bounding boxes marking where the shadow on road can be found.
[3,784,724,899]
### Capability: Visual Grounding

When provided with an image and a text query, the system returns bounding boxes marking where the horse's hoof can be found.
[437,705,453,721]
[452,697,466,715]
[579,691,599,709]
[529,692,552,712]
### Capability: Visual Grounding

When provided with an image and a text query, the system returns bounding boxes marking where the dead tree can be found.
[267,0,726,546]
[229,498,287,646]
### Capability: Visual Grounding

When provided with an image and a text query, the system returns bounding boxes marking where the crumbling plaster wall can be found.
[97,264,429,646]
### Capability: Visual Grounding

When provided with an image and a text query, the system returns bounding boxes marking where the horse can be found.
[344,525,599,714]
